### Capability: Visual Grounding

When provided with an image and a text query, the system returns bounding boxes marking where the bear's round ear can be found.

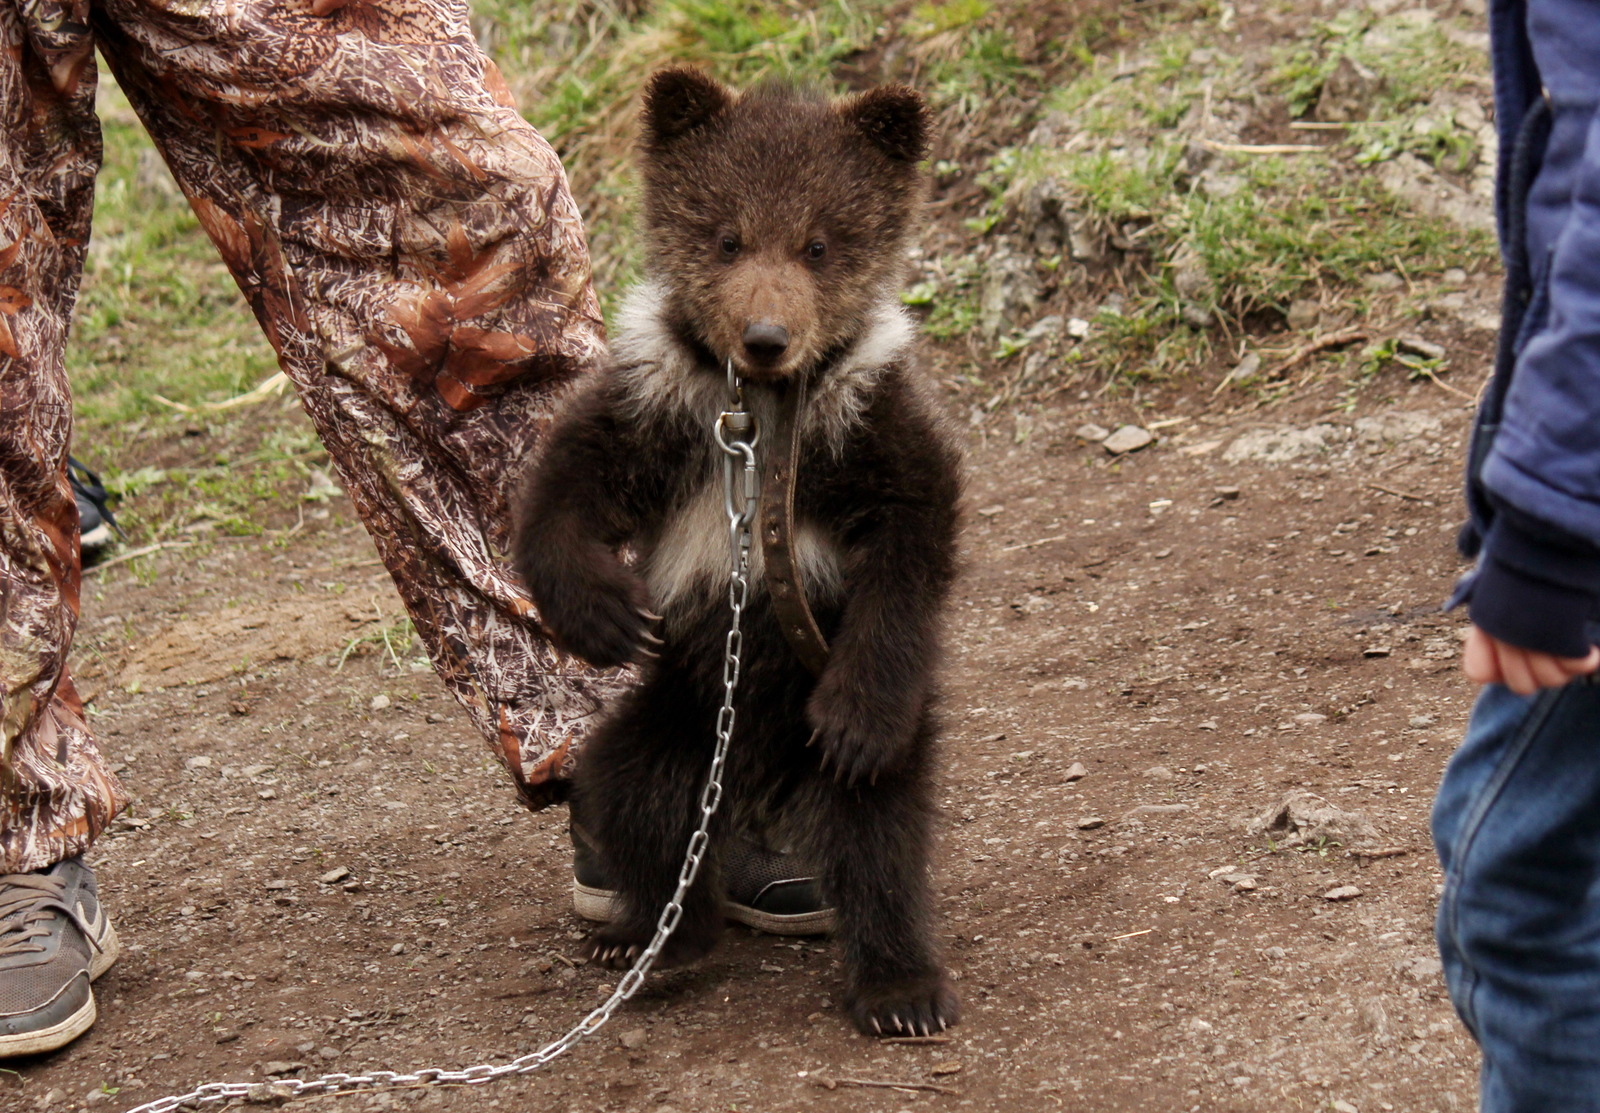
[843,85,931,164]
[641,67,731,148]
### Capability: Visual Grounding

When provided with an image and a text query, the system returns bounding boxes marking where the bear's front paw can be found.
[846,972,960,1038]
[538,569,661,670]
[805,682,907,787]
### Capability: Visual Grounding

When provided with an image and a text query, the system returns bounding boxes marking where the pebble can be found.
[1198,721,1218,731]
[620,1028,649,1050]
[1286,298,1321,330]
[1409,714,1437,728]
[319,867,351,884]
[390,943,406,955]
[1063,762,1088,782]
[1324,885,1363,902]
[1213,485,1241,500]
[1332,1101,1359,1113]
[1066,317,1091,340]
[976,504,1005,517]
[262,1061,301,1076]
[1129,804,1189,816]
[1143,765,1176,781]
[1102,425,1155,455]
[1075,817,1107,830]
[1396,955,1444,982]
[1363,646,1392,658]
[42,1090,67,1109]
[1397,335,1446,361]
[185,756,213,770]
[263,879,290,891]
[241,764,273,778]
[244,1083,296,1105]
[1074,423,1110,443]
[85,1092,112,1107]
[370,694,391,711]
[1293,712,1327,724]
[318,1046,341,1061]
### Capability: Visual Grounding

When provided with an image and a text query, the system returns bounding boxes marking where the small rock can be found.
[1286,298,1321,331]
[1362,271,1405,291]
[1063,762,1088,782]
[263,879,290,891]
[1222,351,1261,389]
[1102,425,1155,455]
[1332,1101,1359,1113]
[1293,712,1327,724]
[976,504,1005,517]
[1130,804,1190,816]
[369,694,391,711]
[84,1092,112,1108]
[318,867,351,885]
[1066,317,1091,340]
[1324,885,1363,902]
[1364,646,1392,658]
[390,942,406,955]
[258,789,277,800]
[1233,878,1257,892]
[1213,485,1241,501]
[1074,423,1110,443]
[318,1046,341,1061]
[1409,714,1438,728]
[1397,335,1446,361]
[43,1090,68,1108]
[1075,817,1107,830]
[244,1083,296,1105]
[1396,955,1444,983]
[1263,946,1287,961]
[1198,720,1218,731]
[1143,765,1176,781]
[184,756,213,770]
[1247,790,1378,849]
[262,1061,301,1077]
[619,1027,649,1050]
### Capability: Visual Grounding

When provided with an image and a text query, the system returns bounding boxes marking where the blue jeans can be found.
[1434,679,1600,1112]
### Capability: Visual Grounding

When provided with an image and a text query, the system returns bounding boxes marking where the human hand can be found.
[1462,624,1600,694]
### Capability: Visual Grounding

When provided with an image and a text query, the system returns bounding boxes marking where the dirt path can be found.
[10,311,1495,1113]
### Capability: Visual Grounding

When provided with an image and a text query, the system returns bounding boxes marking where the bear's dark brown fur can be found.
[511,68,962,1037]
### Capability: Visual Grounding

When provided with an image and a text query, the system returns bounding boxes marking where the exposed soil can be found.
[12,285,1496,1113]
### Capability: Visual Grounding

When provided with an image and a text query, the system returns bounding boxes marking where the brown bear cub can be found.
[511,67,962,1037]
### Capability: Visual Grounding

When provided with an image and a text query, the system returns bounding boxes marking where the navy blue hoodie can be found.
[1456,0,1600,656]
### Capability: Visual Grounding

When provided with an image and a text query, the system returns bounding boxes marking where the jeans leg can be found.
[1433,680,1600,1113]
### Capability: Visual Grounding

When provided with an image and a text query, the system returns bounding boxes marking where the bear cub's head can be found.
[637,67,931,383]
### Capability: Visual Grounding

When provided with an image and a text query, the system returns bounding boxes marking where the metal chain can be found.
[121,368,760,1113]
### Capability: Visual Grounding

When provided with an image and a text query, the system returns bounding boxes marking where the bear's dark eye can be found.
[805,240,827,262]
[719,235,740,258]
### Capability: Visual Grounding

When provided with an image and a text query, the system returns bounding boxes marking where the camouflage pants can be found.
[0,0,618,873]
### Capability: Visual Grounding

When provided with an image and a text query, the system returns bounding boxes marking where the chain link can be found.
[121,368,761,1113]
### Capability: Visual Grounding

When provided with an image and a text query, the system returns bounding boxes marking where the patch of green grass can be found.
[1270,10,1485,167]
[68,88,276,435]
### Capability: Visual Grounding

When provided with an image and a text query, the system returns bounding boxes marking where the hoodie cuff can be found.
[1467,514,1600,658]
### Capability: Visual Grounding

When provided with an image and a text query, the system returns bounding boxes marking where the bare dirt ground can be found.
[10,284,1497,1113]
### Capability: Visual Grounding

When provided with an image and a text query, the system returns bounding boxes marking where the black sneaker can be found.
[570,822,836,936]
[67,457,122,564]
[0,858,120,1057]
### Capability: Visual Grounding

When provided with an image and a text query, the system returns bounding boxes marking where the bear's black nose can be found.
[742,322,790,364]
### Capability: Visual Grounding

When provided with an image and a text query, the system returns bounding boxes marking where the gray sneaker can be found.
[0,858,120,1057]
[570,823,836,936]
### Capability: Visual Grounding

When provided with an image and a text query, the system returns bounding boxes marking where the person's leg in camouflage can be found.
[0,0,130,1056]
